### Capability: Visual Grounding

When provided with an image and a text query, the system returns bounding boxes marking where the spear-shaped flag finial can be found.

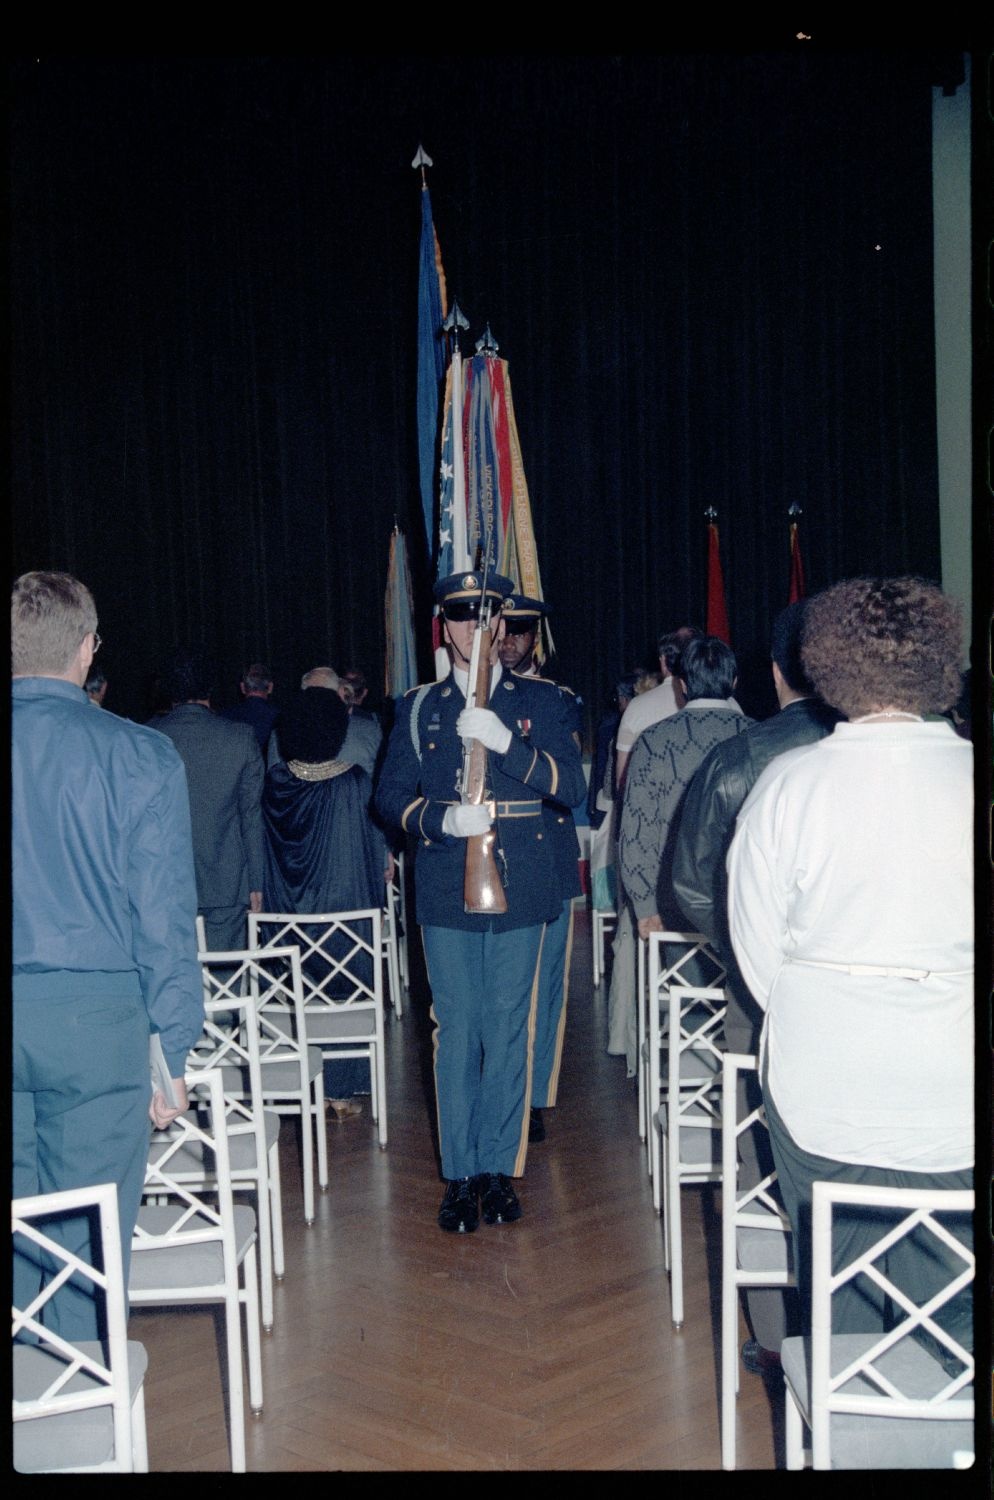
[443,300,470,338]
[787,502,803,519]
[475,324,500,357]
[704,505,718,523]
[411,143,433,188]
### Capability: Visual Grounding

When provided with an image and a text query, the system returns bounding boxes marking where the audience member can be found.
[263,687,389,1120]
[607,626,703,1069]
[269,663,383,779]
[588,672,638,917]
[728,577,973,1344]
[84,663,108,707]
[223,661,279,754]
[155,644,265,951]
[612,637,750,1073]
[12,572,202,1339]
[671,601,840,1371]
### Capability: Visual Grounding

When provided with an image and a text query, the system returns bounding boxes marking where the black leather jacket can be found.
[669,697,841,962]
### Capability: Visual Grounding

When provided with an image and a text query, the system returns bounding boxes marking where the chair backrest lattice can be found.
[13,1181,141,1472]
[805,1181,975,1470]
[249,910,382,1017]
[135,1069,235,1253]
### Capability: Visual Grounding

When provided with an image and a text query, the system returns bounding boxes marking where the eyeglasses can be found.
[91,631,102,655]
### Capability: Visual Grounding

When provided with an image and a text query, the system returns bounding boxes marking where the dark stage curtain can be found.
[11,54,945,734]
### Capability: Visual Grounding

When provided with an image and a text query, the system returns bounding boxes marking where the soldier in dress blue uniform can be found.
[498,594,585,1144]
[376,571,586,1232]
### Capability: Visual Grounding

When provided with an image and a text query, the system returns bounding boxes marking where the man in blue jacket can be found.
[12,571,204,1338]
[376,571,585,1233]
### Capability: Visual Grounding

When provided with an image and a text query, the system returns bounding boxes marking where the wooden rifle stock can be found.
[462,616,508,915]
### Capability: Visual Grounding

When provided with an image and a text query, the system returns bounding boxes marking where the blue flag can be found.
[416,186,447,555]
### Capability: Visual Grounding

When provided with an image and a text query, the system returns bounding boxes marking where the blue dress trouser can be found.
[13,976,151,1341]
[422,923,544,1180]
[530,899,574,1109]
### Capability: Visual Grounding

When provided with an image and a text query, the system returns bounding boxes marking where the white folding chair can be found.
[244,944,329,1225]
[130,1068,262,1472]
[783,1182,974,1470]
[720,1052,795,1470]
[250,909,388,1149]
[642,931,726,1164]
[172,954,286,1331]
[13,1182,149,1473]
[591,906,618,988]
[658,984,727,1328]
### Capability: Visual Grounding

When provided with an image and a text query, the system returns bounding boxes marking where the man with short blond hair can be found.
[13,571,203,1339]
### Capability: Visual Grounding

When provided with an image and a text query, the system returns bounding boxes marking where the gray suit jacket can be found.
[155,704,265,908]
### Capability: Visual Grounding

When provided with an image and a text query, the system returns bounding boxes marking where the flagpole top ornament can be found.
[704,506,718,523]
[788,502,803,519]
[412,144,433,188]
[475,324,500,357]
[443,302,470,334]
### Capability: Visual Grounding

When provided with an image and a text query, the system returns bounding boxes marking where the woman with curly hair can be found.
[727,577,973,1344]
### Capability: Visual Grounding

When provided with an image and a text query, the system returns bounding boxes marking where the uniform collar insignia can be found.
[503,679,514,690]
[441,686,451,697]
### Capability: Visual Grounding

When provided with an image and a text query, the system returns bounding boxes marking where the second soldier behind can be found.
[498,593,585,1144]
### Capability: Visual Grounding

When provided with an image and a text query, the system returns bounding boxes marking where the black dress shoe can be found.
[741,1338,781,1374]
[437,1177,479,1233]
[478,1173,522,1225]
[528,1107,545,1143]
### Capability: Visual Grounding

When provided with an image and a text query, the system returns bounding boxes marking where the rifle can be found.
[460,565,508,916]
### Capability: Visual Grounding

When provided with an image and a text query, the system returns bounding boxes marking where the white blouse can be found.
[727,720,973,1172]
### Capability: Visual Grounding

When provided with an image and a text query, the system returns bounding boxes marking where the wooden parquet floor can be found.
[129,907,783,1471]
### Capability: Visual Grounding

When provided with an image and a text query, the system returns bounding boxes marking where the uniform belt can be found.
[494,799,541,818]
[786,957,972,982]
[439,798,542,818]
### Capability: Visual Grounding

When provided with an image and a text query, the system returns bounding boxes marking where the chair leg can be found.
[668,1132,684,1328]
[132,1386,149,1472]
[784,1382,805,1470]
[721,1269,738,1469]
[242,1242,264,1417]
[223,1280,247,1472]
[375,1039,388,1149]
[660,1130,671,1272]
[651,1112,662,1215]
[299,1088,315,1224]
[314,1073,329,1194]
[268,1142,285,1281]
[387,925,402,1019]
[254,1168,274,1332]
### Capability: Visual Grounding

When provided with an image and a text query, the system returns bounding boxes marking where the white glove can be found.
[457,707,512,754]
[443,802,493,838]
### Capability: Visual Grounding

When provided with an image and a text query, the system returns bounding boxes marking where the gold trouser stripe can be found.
[544,902,575,1107]
[512,925,546,1179]
[421,932,445,1160]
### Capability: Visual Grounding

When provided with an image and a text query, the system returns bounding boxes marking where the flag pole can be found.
[443,301,470,574]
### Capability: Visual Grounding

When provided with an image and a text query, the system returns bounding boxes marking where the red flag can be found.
[787,521,806,604]
[706,523,731,643]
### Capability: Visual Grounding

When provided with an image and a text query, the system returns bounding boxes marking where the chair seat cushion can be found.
[13,1341,147,1472]
[130,1204,257,1291]
[738,1214,794,1274]
[148,1110,280,1175]
[781,1332,974,1469]
[658,1103,721,1167]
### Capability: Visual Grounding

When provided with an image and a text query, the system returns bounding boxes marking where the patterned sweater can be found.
[619,699,751,920]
